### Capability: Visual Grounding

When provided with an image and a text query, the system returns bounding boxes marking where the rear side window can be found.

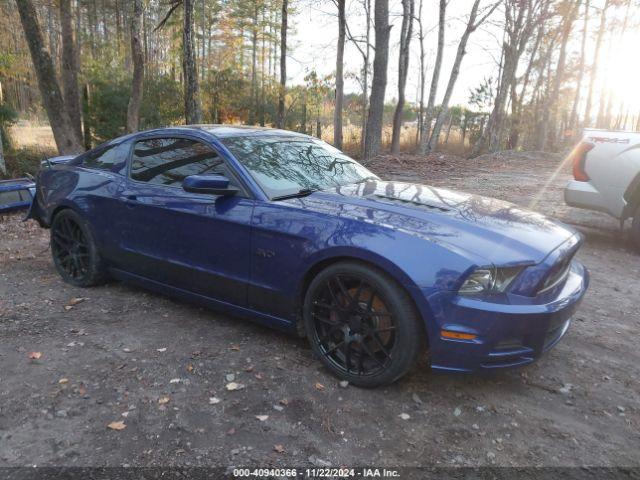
[83,142,130,171]
[130,138,229,187]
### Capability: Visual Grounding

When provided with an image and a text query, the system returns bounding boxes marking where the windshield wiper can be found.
[271,188,319,201]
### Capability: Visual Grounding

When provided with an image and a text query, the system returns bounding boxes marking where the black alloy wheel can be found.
[304,261,425,387]
[50,209,106,287]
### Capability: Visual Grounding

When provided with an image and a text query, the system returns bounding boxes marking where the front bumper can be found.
[423,260,589,373]
[565,179,615,217]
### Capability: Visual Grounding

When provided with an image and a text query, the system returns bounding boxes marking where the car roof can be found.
[134,124,313,141]
[79,125,317,164]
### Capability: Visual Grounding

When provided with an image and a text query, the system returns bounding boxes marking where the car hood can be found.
[289,180,577,265]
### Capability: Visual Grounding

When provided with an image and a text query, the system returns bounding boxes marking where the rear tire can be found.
[50,209,107,287]
[632,205,640,252]
[303,261,425,388]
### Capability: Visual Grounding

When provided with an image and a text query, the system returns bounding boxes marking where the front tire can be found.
[304,261,425,387]
[50,209,106,287]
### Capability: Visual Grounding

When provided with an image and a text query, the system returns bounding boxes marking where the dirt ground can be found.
[1,151,639,469]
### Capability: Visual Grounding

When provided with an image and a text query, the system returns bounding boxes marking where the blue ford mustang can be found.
[28,126,589,387]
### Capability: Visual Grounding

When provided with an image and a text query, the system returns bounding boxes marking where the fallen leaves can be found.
[64,297,85,310]
[28,351,42,360]
[186,363,194,373]
[315,382,325,391]
[158,396,170,405]
[226,382,245,391]
[58,378,69,384]
[107,420,127,431]
[273,444,285,453]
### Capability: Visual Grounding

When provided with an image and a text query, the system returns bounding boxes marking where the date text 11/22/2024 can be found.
[232,467,401,477]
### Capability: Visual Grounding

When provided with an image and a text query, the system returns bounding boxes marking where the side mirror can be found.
[182,175,238,196]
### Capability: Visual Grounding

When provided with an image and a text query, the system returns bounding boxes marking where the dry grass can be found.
[9,122,56,152]
[321,124,472,158]
[7,121,471,159]
[320,124,421,157]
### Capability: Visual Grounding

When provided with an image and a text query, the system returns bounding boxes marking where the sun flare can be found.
[599,29,640,123]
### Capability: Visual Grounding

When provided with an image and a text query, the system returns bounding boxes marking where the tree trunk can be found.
[301,92,307,134]
[584,0,609,127]
[333,0,346,149]
[259,2,267,126]
[536,49,554,150]
[427,0,485,153]
[416,0,425,146]
[363,0,390,161]
[596,29,615,128]
[360,0,371,156]
[60,0,83,146]
[444,112,453,145]
[249,1,258,125]
[418,0,445,154]
[276,0,288,129]
[183,0,203,124]
[569,0,589,134]
[126,0,144,133]
[599,0,631,129]
[15,0,82,154]
[47,7,58,71]
[547,0,580,149]
[509,20,544,149]
[471,0,542,156]
[83,83,92,150]
[390,0,414,154]
[200,0,206,82]
[0,82,5,172]
[461,113,468,146]
[0,129,5,176]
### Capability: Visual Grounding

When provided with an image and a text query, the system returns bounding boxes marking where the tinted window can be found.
[131,138,227,187]
[221,135,376,198]
[83,142,130,171]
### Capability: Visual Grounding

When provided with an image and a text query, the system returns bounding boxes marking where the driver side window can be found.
[130,137,237,189]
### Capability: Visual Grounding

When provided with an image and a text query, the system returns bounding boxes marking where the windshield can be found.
[220,135,378,199]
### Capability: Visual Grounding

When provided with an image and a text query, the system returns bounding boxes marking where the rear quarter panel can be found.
[32,165,125,258]
[583,129,640,218]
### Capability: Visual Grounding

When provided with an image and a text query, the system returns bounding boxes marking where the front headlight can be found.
[458,266,523,296]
